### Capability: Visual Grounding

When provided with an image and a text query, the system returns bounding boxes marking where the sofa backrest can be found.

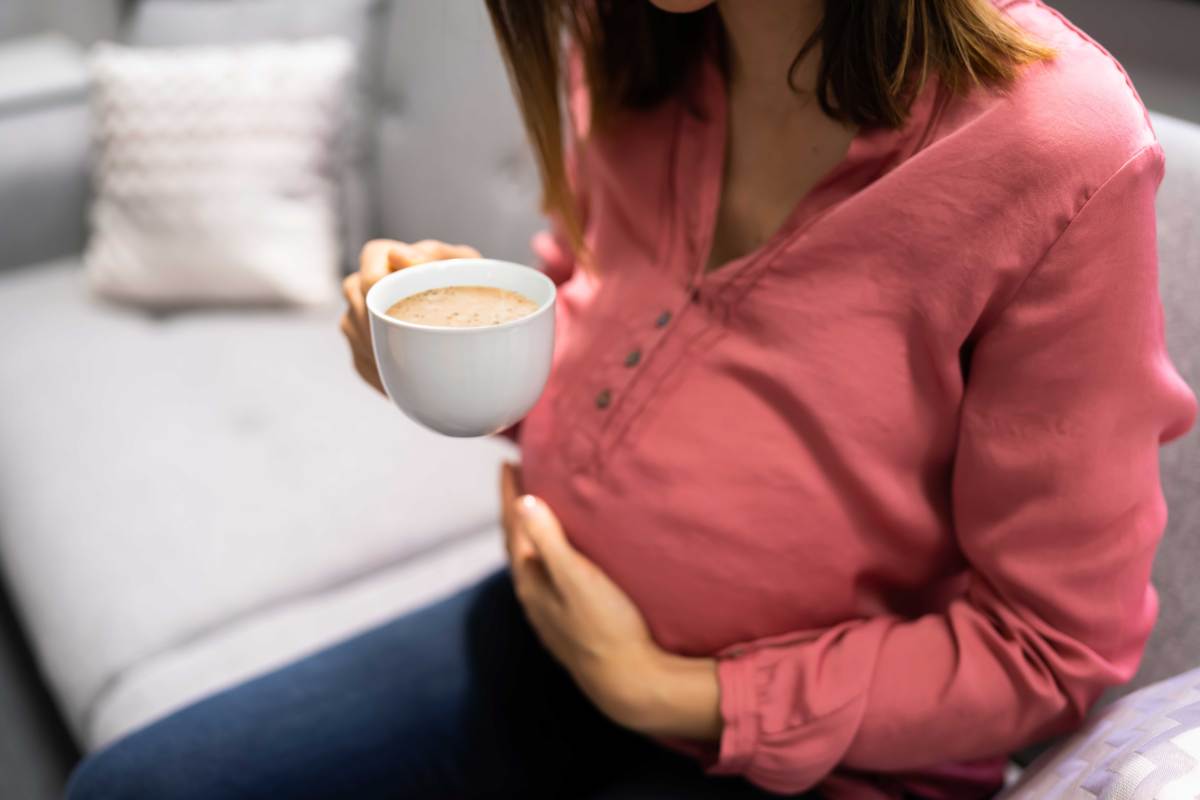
[0,0,121,46]
[1124,112,1200,697]
[370,0,542,264]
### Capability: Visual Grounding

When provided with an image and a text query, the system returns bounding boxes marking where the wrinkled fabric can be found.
[517,1,1198,797]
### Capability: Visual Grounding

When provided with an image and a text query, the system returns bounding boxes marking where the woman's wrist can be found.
[623,648,723,742]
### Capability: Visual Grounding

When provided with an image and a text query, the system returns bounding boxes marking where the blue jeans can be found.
[66,568,798,799]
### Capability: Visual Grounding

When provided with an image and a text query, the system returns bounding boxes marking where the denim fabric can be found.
[66,568,792,800]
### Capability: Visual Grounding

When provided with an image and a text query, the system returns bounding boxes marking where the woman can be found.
[69,0,1197,798]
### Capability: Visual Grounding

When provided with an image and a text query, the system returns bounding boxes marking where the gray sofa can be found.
[0,2,539,795]
[0,1,1197,798]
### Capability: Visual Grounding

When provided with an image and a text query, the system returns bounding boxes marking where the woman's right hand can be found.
[340,238,481,395]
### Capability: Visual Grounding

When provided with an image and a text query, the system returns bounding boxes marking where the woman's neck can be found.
[716,0,823,107]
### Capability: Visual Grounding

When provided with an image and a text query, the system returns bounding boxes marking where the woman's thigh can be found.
[66,568,657,800]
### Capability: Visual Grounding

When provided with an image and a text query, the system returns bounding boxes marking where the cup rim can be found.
[365,258,557,334]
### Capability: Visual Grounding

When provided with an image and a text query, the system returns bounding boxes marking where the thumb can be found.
[516,495,579,589]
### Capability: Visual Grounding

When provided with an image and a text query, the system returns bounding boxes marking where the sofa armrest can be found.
[0,574,79,797]
[0,34,91,271]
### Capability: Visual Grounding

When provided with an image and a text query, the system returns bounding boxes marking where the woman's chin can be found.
[646,0,717,14]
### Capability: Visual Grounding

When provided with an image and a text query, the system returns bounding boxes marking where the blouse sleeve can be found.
[704,145,1198,793]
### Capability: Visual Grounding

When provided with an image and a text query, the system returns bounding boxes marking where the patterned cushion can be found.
[124,0,384,271]
[1003,668,1200,799]
[85,38,355,306]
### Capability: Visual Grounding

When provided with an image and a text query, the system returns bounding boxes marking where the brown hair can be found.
[484,0,1054,248]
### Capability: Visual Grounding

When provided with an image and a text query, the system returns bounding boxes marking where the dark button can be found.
[624,349,641,368]
[595,388,612,409]
[655,311,672,328]
[690,287,702,304]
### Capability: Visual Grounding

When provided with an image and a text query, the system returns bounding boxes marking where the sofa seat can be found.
[0,258,511,749]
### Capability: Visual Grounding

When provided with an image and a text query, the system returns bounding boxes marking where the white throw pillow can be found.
[123,0,385,272]
[1002,667,1200,799]
[86,38,355,306]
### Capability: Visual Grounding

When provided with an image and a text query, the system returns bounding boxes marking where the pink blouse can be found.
[515,1,1198,796]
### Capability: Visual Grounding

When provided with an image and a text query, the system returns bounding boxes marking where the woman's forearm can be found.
[630,651,723,742]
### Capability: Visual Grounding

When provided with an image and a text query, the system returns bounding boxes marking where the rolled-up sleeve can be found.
[704,144,1198,794]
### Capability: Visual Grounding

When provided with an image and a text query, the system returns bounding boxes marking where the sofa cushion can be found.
[124,0,387,271]
[86,38,356,307]
[0,258,513,745]
[1001,667,1200,799]
[89,525,505,748]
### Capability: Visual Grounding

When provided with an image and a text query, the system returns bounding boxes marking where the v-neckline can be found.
[673,54,946,301]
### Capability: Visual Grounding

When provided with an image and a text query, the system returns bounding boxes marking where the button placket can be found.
[584,296,686,443]
[594,307,674,416]
[596,297,705,463]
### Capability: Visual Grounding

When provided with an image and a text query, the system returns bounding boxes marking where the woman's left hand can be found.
[499,464,723,741]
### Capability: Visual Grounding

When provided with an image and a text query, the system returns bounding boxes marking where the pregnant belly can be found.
[519,444,868,656]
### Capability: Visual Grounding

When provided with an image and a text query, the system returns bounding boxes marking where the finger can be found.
[340,313,365,355]
[500,463,520,560]
[445,243,481,259]
[339,295,360,332]
[511,545,555,608]
[412,240,481,262]
[518,595,569,663]
[501,462,521,505]
[339,313,371,357]
[510,520,538,564]
[342,272,369,319]
[353,352,385,395]
[341,272,359,304]
[516,495,579,594]
[411,240,451,262]
[385,241,425,271]
[501,464,525,515]
[338,281,373,344]
[341,317,382,389]
[360,239,399,291]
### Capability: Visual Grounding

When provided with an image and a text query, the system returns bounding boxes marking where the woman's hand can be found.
[339,239,480,394]
[499,464,723,742]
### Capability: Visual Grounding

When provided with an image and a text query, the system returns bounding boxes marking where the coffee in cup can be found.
[385,286,538,328]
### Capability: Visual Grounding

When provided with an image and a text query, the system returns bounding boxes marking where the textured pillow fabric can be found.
[1003,667,1200,799]
[124,0,385,271]
[86,38,354,306]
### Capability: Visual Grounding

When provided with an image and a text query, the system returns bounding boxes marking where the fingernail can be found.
[518,494,539,515]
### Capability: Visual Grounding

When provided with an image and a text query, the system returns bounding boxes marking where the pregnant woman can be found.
[69,0,1197,798]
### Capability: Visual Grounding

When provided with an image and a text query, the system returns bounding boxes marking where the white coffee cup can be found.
[365,258,556,437]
